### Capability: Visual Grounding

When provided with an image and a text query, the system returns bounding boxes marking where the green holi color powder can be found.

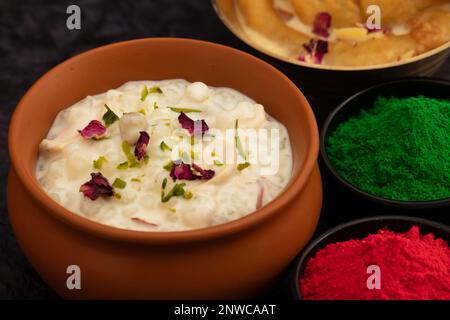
[326,96,450,202]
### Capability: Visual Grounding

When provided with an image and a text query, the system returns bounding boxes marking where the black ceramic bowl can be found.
[321,78,450,210]
[291,216,450,300]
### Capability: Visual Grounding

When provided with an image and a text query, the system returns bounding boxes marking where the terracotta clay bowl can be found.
[213,0,450,105]
[7,38,322,299]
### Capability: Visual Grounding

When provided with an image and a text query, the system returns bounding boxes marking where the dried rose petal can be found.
[79,172,114,200]
[170,161,197,181]
[300,39,329,64]
[78,120,107,139]
[192,163,215,180]
[170,161,215,181]
[134,131,150,160]
[313,12,332,38]
[178,112,209,136]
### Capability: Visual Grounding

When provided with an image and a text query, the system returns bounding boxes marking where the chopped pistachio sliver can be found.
[131,178,141,182]
[115,193,122,200]
[154,101,159,110]
[93,156,108,170]
[235,119,247,160]
[237,162,251,171]
[211,151,216,157]
[162,183,186,203]
[149,86,163,94]
[112,178,127,189]
[214,160,224,167]
[183,190,193,200]
[162,177,168,189]
[163,161,173,172]
[169,107,203,113]
[160,141,172,152]
[122,141,139,167]
[138,108,146,115]
[140,86,149,101]
[117,161,129,170]
[102,104,120,127]
[143,155,150,165]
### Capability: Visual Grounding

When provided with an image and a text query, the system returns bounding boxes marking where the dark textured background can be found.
[1,0,449,299]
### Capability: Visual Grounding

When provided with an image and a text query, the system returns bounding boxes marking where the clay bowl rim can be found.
[292,215,450,300]
[8,37,319,245]
[212,0,450,72]
[320,78,450,209]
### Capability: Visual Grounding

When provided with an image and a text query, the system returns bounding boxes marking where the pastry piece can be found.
[325,35,417,66]
[291,0,362,28]
[237,0,308,54]
[409,7,450,54]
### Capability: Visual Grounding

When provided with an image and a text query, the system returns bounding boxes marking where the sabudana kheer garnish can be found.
[36,80,293,231]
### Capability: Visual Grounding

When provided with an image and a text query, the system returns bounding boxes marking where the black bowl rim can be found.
[292,215,450,300]
[320,77,450,209]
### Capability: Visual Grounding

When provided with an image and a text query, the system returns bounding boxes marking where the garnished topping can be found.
[192,163,215,180]
[131,178,141,182]
[154,102,159,110]
[134,131,150,161]
[93,156,108,170]
[115,193,122,200]
[313,12,332,38]
[102,104,120,127]
[234,120,252,171]
[138,108,146,115]
[160,141,172,152]
[141,86,163,101]
[163,161,174,172]
[140,86,149,101]
[78,120,107,140]
[122,141,139,167]
[335,27,368,41]
[169,107,203,113]
[117,161,129,170]
[131,217,158,226]
[149,86,163,94]
[237,162,251,171]
[161,182,188,203]
[79,172,114,200]
[183,191,193,200]
[170,162,197,181]
[299,39,329,64]
[214,160,224,167]
[169,161,215,181]
[178,112,209,136]
[112,178,127,189]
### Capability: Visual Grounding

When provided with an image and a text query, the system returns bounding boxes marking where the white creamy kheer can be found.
[36,80,293,231]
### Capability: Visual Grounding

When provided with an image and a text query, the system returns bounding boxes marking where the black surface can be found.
[1,0,449,299]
